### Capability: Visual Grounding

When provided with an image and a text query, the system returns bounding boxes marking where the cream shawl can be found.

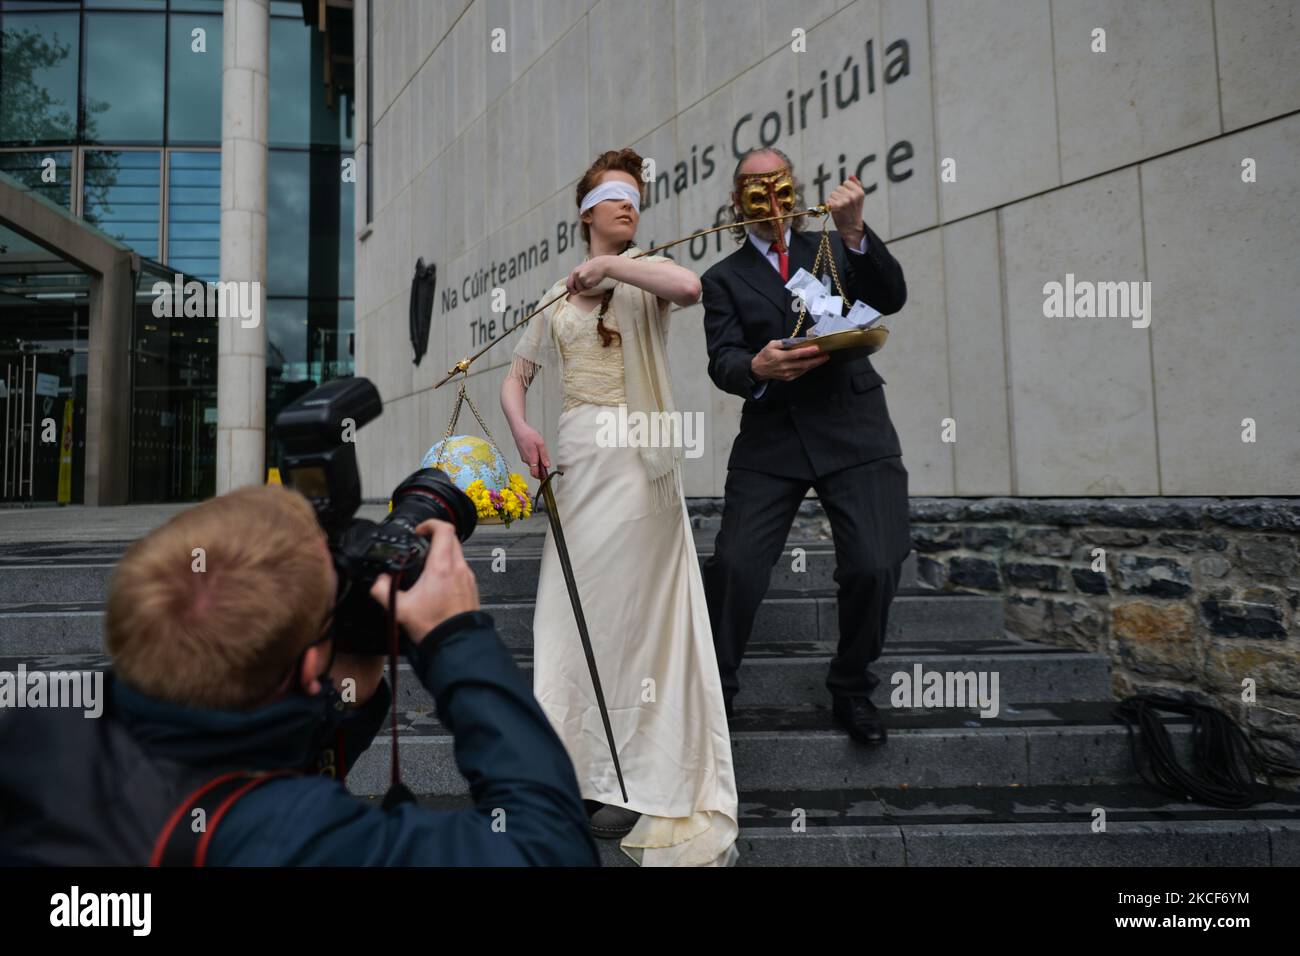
[508,247,684,512]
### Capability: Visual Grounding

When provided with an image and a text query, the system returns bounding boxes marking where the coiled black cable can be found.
[1113,693,1300,809]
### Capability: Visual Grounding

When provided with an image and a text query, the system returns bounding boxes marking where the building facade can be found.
[354,0,1299,501]
[0,0,354,504]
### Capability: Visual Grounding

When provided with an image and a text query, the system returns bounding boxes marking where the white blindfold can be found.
[578,181,642,214]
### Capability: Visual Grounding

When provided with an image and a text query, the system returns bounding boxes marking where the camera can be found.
[274,377,477,653]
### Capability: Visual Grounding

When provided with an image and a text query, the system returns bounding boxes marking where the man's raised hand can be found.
[826,175,867,249]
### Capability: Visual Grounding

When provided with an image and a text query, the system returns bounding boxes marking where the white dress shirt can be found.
[743,227,869,398]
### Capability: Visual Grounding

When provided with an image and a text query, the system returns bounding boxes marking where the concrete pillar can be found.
[216,0,270,493]
[83,251,136,505]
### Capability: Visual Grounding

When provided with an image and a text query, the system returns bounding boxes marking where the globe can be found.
[421,434,510,494]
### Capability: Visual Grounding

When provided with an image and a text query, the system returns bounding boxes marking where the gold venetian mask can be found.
[738,166,797,218]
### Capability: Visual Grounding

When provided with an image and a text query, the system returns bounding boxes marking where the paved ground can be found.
[0,502,548,546]
[0,504,192,544]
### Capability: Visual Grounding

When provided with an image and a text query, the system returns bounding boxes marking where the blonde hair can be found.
[106,485,333,710]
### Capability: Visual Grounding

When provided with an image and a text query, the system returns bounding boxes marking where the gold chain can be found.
[434,369,505,469]
[433,380,465,469]
[790,216,848,338]
[461,384,501,452]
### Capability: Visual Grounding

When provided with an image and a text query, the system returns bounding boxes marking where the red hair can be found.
[575,148,645,348]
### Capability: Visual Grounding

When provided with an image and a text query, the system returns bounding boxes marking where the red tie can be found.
[776,246,789,281]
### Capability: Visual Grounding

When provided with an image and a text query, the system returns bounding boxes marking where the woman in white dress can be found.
[500,148,739,867]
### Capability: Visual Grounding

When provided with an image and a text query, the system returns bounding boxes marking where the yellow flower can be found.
[458,477,532,525]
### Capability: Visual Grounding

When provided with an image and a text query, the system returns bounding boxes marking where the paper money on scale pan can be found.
[784,267,883,335]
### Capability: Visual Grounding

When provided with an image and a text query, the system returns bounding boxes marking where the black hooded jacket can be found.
[0,611,598,866]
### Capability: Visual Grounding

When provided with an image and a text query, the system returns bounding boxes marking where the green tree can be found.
[0,26,113,214]
[0,27,77,144]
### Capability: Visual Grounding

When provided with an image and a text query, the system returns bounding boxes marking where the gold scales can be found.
[426,378,518,525]
[434,203,888,393]
[780,219,890,355]
[426,203,893,520]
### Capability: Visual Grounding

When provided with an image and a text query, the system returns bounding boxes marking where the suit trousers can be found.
[703,455,911,702]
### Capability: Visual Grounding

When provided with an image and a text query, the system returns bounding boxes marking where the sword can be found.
[534,468,629,803]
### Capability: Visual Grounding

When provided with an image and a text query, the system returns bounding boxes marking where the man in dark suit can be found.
[701,147,911,744]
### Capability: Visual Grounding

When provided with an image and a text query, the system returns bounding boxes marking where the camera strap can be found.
[381,569,417,811]
[150,769,297,867]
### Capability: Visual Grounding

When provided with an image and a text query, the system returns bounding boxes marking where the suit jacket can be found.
[701,226,908,479]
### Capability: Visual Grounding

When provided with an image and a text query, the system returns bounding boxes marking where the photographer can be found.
[0,486,599,866]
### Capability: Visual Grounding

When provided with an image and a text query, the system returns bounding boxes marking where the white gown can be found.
[529,296,739,867]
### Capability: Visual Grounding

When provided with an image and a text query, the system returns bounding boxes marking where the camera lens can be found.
[384,468,478,542]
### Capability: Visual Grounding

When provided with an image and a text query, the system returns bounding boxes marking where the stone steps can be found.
[0,542,920,603]
[0,591,1005,654]
[487,591,1003,649]
[0,637,1112,709]
[345,700,1189,797]
[3,533,1287,867]
[382,783,1300,867]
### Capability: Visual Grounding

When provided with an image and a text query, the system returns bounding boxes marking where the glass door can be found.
[0,346,84,504]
